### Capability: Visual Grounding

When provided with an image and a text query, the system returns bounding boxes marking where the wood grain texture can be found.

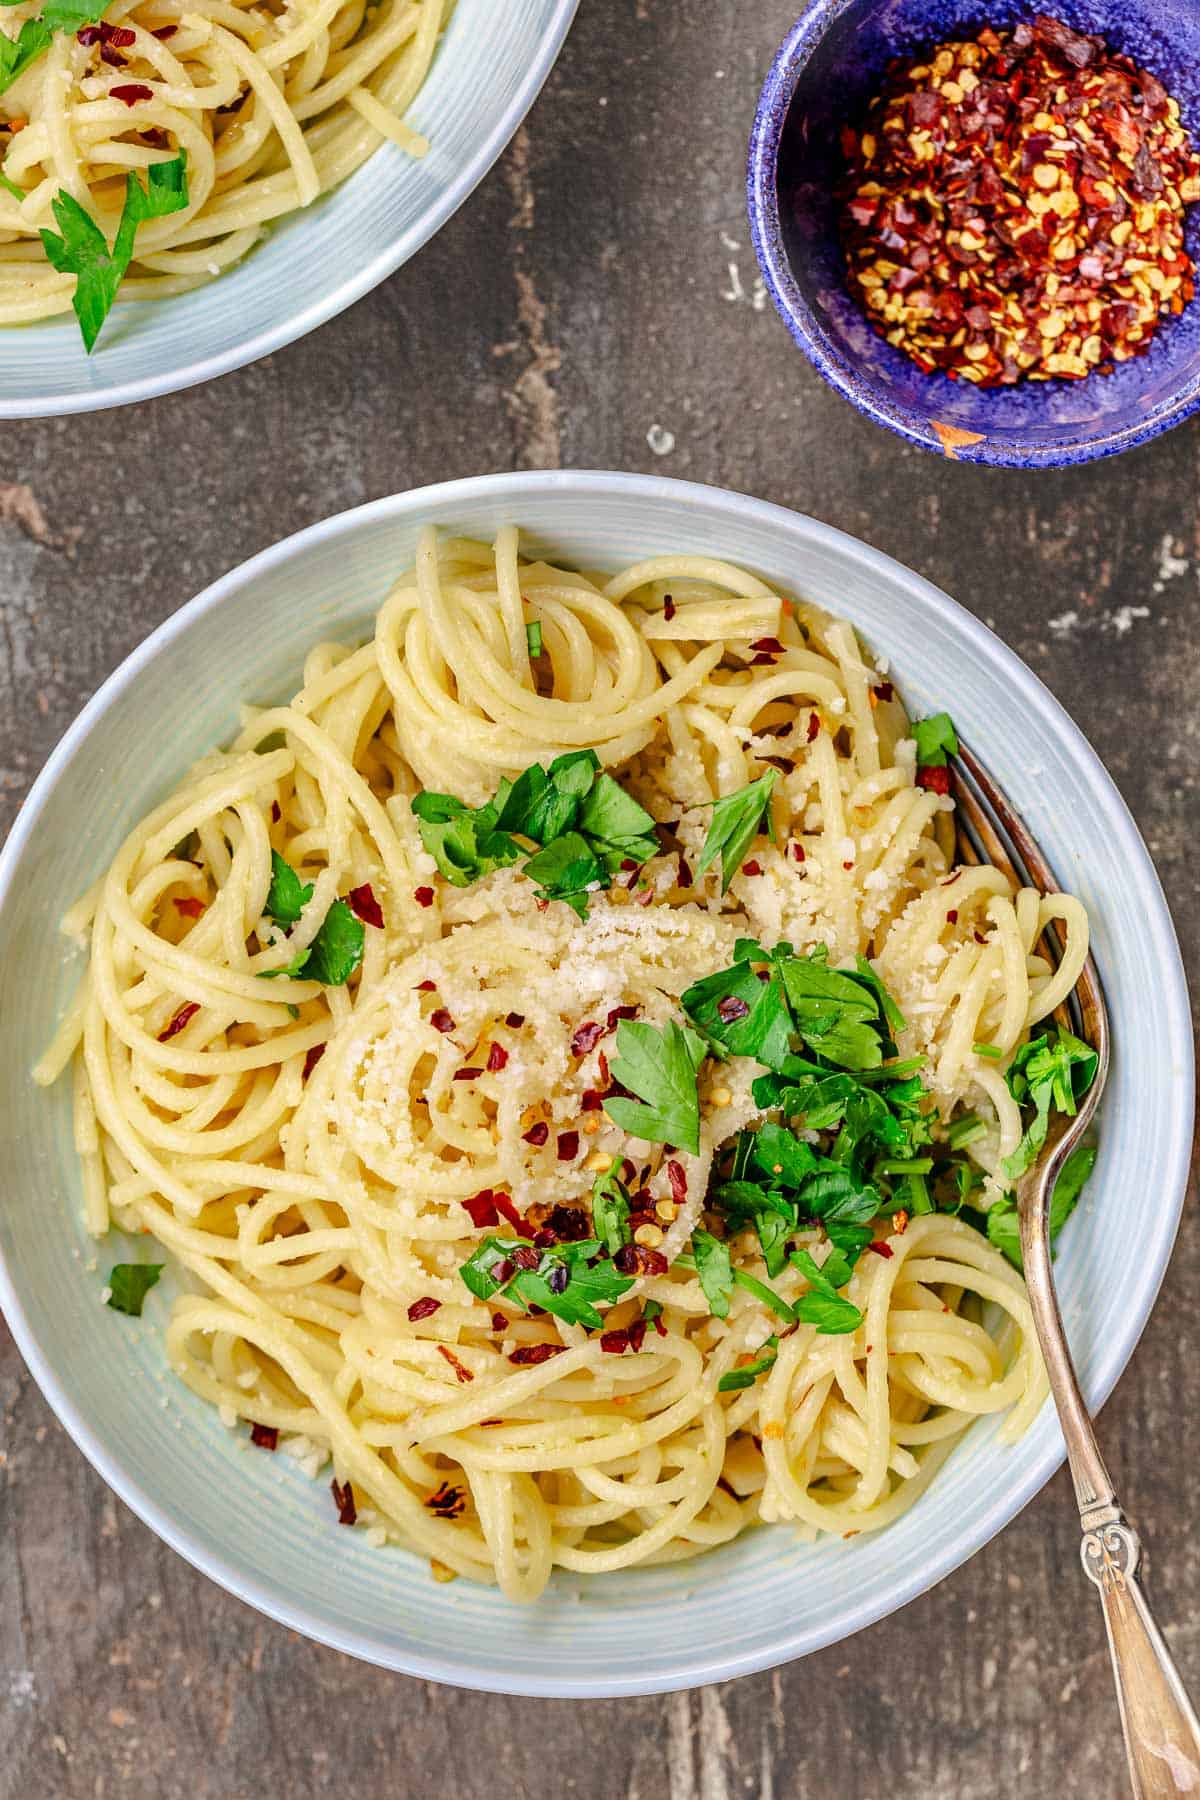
[0,3,1197,1795]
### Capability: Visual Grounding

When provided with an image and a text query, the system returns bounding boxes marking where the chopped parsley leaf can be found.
[691,1229,733,1318]
[911,713,958,767]
[590,1170,633,1256]
[604,1017,706,1154]
[41,151,189,352]
[718,1336,779,1392]
[459,1236,633,1329]
[107,1262,164,1317]
[525,620,543,658]
[265,851,313,926]
[256,897,364,986]
[694,770,778,893]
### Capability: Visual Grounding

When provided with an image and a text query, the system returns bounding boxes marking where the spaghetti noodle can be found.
[36,526,1091,1600]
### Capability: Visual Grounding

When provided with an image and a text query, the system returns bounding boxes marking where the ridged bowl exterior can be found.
[0,0,578,417]
[0,470,1190,1695]
[747,0,1200,466]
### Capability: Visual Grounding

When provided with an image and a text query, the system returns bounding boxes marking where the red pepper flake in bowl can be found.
[837,14,1200,385]
[331,1476,357,1525]
[429,1008,455,1033]
[110,82,154,106]
[158,1001,198,1042]
[408,1296,441,1321]
[413,886,435,908]
[249,1422,278,1450]
[508,1342,567,1365]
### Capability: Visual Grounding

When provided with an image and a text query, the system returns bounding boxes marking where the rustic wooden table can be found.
[1,4,1197,1795]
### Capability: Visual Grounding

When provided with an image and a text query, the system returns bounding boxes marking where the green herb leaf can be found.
[458,1236,633,1329]
[694,770,778,893]
[410,790,522,888]
[681,961,793,1067]
[41,151,189,352]
[298,898,364,985]
[777,956,883,1070]
[986,1140,1097,1271]
[522,830,605,917]
[576,772,657,848]
[107,1262,164,1317]
[731,1266,795,1322]
[590,1170,632,1256]
[525,620,543,658]
[718,1336,779,1392]
[604,1017,706,1153]
[0,16,52,94]
[973,1041,1004,1060]
[256,897,364,986]
[912,713,958,767]
[0,166,24,201]
[265,851,313,926]
[790,1246,863,1334]
[1001,1028,1099,1179]
[691,1229,733,1319]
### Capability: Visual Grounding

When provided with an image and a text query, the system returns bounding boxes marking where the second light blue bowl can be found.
[748,0,1200,466]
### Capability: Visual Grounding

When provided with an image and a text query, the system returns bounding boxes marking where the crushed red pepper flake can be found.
[486,1041,508,1072]
[413,885,435,908]
[505,1011,525,1027]
[452,1066,482,1081]
[508,1342,568,1365]
[437,1344,474,1383]
[837,15,1200,386]
[571,1020,604,1056]
[663,595,676,621]
[302,1043,325,1080]
[523,1120,549,1147]
[425,1480,466,1518]
[429,1008,455,1033]
[110,82,154,104]
[666,1160,688,1204]
[249,1422,278,1450]
[918,764,951,795]
[407,1296,441,1321]
[347,883,384,928]
[331,1476,357,1525]
[806,712,820,743]
[158,1001,198,1042]
[173,895,205,917]
[556,1130,580,1162]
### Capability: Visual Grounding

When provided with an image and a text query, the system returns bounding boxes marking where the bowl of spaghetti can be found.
[0,0,577,416]
[0,470,1190,1694]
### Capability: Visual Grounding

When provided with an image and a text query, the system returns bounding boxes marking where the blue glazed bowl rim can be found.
[746,0,1200,467]
[0,469,1192,1694]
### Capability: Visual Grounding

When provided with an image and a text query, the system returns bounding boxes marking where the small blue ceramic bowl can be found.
[748,0,1200,466]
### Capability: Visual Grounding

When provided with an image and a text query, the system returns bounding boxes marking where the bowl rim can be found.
[0,468,1192,1694]
[0,0,579,420]
[745,0,1200,469]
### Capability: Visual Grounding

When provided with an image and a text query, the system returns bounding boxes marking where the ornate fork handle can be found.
[1077,1508,1200,1797]
[1018,1150,1200,1799]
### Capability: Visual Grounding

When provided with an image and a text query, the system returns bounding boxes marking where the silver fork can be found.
[950,741,1200,1798]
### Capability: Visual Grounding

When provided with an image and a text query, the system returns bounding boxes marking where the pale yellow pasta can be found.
[37,526,1091,1601]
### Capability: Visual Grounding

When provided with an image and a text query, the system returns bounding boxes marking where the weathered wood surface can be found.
[1,4,1197,1794]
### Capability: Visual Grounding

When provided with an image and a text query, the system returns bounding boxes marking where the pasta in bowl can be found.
[39,525,1094,1599]
[0,473,1188,1690]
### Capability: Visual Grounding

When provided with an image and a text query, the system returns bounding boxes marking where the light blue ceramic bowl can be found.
[0,471,1191,1695]
[0,0,577,418]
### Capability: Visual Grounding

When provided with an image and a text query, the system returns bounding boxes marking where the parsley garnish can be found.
[265,851,313,926]
[911,713,958,766]
[590,1170,633,1256]
[691,1229,733,1318]
[107,1262,164,1317]
[718,1336,779,1392]
[790,1247,863,1334]
[1001,1027,1098,1179]
[412,749,658,918]
[525,620,543,658]
[604,1017,707,1154]
[682,941,893,1075]
[694,770,778,893]
[459,1237,634,1329]
[257,897,364,985]
[0,167,23,202]
[42,151,190,353]
[984,1141,1097,1271]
